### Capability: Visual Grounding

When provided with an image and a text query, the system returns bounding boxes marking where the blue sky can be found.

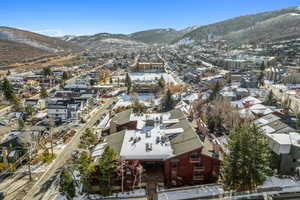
[1,0,299,36]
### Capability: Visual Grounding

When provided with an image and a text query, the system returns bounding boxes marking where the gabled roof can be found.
[169,119,203,155]
[105,130,126,159]
[111,109,132,125]
[255,114,281,127]
[169,109,186,120]
[240,96,262,105]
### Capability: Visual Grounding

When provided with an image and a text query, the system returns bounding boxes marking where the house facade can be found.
[104,109,221,190]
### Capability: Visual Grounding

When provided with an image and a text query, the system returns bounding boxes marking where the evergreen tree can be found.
[59,168,76,199]
[2,78,16,102]
[158,76,165,89]
[125,73,131,94]
[80,128,97,147]
[208,81,221,101]
[2,79,23,111]
[132,99,147,113]
[258,71,264,87]
[25,104,35,117]
[264,90,276,106]
[161,89,175,111]
[222,123,272,191]
[296,113,300,130]
[42,67,52,76]
[95,146,117,195]
[76,152,93,184]
[62,71,69,80]
[78,147,117,196]
[40,87,48,99]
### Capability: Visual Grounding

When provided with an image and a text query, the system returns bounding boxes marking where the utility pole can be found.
[28,144,32,181]
[49,117,55,156]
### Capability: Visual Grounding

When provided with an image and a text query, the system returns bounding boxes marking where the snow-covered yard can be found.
[129,72,177,85]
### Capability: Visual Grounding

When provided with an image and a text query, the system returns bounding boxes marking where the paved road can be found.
[22,98,115,200]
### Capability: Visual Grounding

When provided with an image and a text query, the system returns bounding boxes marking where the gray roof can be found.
[169,109,186,120]
[267,120,289,132]
[111,109,132,125]
[169,119,203,155]
[105,130,126,158]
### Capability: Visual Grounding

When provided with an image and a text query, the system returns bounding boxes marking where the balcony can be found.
[190,157,201,163]
[193,165,205,172]
[193,175,204,181]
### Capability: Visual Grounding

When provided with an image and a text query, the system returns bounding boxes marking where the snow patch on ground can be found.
[101,38,144,45]
[113,93,161,109]
[129,72,177,85]
[0,30,60,52]
[176,38,195,45]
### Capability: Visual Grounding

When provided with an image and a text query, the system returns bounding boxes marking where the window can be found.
[171,159,179,168]
[190,152,200,161]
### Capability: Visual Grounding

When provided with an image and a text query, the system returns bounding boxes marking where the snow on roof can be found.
[34,112,47,119]
[119,128,174,160]
[231,100,244,108]
[163,128,184,136]
[289,132,300,147]
[268,133,292,145]
[249,104,273,115]
[92,143,107,158]
[267,133,292,154]
[162,119,180,124]
[158,184,224,200]
[129,72,177,85]
[261,125,276,134]
[92,148,105,158]
[255,114,280,126]
[239,109,255,119]
[241,96,262,105]
[182,93,199,102]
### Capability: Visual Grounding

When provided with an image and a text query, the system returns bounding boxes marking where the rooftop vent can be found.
[156,136,160,144]
[146,143,153,152]
[146,132,151,138]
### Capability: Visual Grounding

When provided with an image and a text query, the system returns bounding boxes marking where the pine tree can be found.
[62,71,69,80]
[258,70,264,87]
[264,90,276,106]
[208,81,221,101]
[80,128,97,147]
[2,78,16,102]
[96,146,117,195]
[42,67,52,76]
[25,104,35,117]
[296,113,300,130]
[125,73,132,94]
[40,87,48,99]
[1,78,23,111]
[158,76,165,89]
[161,89,175,111]
[59,168,76,199]
[222,123,272,191]
[78,147,117,196]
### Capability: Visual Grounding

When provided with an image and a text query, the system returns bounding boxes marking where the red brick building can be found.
[105,109,222,189]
